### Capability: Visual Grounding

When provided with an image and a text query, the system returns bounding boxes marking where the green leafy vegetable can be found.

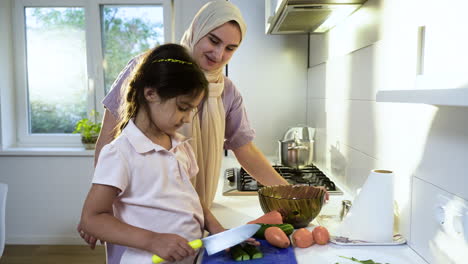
[338,256,390,264]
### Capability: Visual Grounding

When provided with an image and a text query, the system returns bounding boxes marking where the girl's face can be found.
[192,22,242,72]
[144,88,205,136]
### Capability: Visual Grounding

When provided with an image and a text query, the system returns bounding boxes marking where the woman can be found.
[99,0,288,206]
[79,0,288,251]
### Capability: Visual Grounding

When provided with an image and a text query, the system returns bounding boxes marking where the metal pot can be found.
[282,126,315,141]
[279,126,315,168]
[278,138,314,168]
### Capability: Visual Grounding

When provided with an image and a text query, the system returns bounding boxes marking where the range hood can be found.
[266,0,367,34]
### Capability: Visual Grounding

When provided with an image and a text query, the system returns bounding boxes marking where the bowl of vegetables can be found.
[258,185,326,228]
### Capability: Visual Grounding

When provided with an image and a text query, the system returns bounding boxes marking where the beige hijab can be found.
[180,1,246,208]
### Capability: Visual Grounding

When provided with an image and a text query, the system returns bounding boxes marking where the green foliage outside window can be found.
[101,7,163,93]
[31,100,86,133]
[29,6,163,134]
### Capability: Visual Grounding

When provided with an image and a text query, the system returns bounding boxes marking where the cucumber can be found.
[230,244,250,261]
[242,244,263,259]
[253,223,295,239]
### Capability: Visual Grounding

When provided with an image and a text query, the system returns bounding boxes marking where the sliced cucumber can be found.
[254,223,295,239]
[242,243,263,259]
[230,244,250,261]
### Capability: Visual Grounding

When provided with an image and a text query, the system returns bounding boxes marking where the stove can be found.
[222,164,343,196]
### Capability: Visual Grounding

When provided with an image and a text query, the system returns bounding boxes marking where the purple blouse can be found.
[102,57,255,150]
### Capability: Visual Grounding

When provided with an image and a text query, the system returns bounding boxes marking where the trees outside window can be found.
[14,0,169,146]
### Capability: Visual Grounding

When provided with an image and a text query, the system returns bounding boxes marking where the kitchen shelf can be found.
[376,88,468,107]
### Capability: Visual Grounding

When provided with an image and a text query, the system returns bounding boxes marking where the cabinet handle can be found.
[416,26,426,76]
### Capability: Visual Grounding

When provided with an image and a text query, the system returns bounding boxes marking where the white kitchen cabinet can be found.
[376,88,468,107]
[376,0,468,107]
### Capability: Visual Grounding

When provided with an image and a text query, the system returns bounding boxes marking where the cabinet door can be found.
[416,0,468,90]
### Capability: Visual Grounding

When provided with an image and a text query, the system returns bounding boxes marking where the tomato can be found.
[312,226,330,245]
[265,226,290,248]
[292,228,314,248]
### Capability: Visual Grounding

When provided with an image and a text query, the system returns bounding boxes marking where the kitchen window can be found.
[12,0,171,147]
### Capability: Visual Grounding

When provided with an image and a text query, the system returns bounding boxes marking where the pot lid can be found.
[282,126,315,141]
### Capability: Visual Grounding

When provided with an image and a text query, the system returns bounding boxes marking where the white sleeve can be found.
[93,143,130,193]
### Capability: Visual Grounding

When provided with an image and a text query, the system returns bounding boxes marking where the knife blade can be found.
[152,224,261,263]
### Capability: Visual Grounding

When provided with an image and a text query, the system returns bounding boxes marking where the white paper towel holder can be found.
[335,169,396,243]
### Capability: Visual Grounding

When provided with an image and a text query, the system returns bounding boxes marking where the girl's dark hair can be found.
[116,43,208,136]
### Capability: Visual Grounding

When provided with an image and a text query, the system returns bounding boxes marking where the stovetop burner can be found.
[223,164,343,196]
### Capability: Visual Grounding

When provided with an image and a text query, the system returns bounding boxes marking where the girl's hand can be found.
[149,233,196,262]
[77,222,103,249]
[244,237,260,246]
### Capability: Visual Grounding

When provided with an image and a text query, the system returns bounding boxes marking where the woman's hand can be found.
[316,186,330,202]
[148,233,196,262]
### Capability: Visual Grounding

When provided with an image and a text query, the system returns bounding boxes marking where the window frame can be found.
[13,0,172,147]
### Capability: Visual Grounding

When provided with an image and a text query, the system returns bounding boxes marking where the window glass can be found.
[25,7,87,134]
[101,5,164,94]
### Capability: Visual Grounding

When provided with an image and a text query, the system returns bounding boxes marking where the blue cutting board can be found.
[201,239,297,264]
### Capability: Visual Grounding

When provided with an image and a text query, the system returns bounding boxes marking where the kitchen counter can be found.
[208,156,428,264]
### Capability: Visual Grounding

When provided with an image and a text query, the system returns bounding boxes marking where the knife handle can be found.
[152,239,203,263]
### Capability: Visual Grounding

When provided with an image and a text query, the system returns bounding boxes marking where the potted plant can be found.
[73,110,102,150]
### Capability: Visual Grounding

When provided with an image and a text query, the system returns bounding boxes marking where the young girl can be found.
[80,43,226,264]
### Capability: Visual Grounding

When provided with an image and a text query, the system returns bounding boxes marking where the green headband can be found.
[154,58,193,65]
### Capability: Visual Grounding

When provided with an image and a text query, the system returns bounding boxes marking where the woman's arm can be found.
[94,109,118,166]
[232,142,289,186]
[233,141,329,200]
[80,184,195,261]
[78,108,117,249]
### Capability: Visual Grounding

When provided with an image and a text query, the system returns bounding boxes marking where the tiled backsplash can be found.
[307,42,468,263]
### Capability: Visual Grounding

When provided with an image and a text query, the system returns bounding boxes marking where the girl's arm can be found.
[201,202,225,235]
[80,184,195,261]
[232,141,289,186]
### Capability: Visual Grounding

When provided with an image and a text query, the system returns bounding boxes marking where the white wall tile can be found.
[308,0,382,65]
[307,65,326,99]
[412,106,468,201]
[411,178,468,264]
[306,0,468,260]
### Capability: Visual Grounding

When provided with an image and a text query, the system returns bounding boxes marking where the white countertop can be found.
[209,156,428,264]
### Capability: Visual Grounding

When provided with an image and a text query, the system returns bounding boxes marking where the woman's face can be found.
[192,22,242,72]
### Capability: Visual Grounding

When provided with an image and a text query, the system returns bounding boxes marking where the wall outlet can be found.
[436,194,468,241]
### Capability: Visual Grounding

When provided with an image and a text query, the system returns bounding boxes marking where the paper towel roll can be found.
[336,170,394,242]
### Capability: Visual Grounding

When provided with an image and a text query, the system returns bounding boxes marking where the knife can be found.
[152,224,261,263]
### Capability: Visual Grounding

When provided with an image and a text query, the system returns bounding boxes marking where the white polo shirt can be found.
[93,119,204,264]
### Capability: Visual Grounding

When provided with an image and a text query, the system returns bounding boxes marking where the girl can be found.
[94,1,290,211]
[79,0,327,251]
[80,43,226,264]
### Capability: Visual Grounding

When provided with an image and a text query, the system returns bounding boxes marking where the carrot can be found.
[247,211,283,225]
